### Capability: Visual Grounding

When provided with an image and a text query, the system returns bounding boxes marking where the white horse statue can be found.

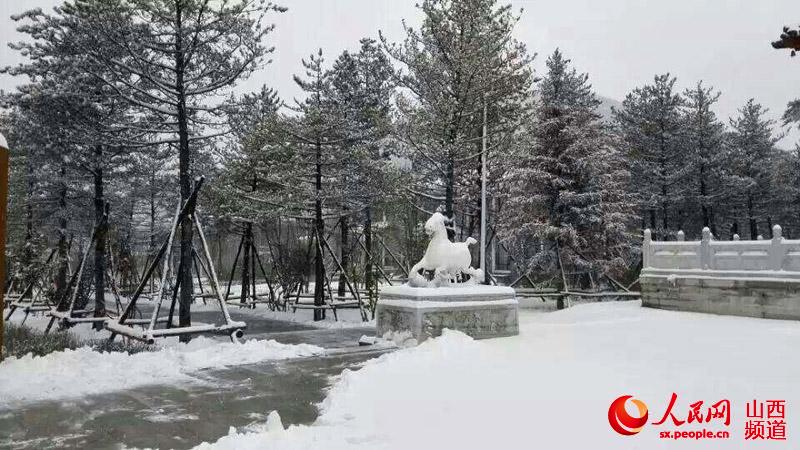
[408,212,484,287]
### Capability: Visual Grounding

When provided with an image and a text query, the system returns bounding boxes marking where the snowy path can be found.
[197,301,800,450]
[1,302,375,409]
[0,350,381,450]
[0,336,324,407]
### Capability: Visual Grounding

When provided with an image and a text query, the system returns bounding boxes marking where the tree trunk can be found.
[122,197,136,291]
[661,184,669,235]
[445,158,455,241]
[174,3,194,340]
[699,164,710,228]
[767,216,774,239]
[55,163,69,310]
[709,206,717,237]
[748,193,758,240]
[149,170,157,294]
[338,215,348,297]
[313,141,326,320]
[649,209,657,240]
[241,222,252,304]
[23,158,35,295]
[364,206,375,318]
[92,146,106,330]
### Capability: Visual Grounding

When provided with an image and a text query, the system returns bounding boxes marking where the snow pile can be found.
[195,301,800,450]
[0,337,323,407]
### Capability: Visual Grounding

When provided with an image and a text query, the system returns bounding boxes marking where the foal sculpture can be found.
[408,212,484,287]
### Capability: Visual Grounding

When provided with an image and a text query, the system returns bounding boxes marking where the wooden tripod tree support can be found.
[5,248,59,323]
[45,210,111,332]
[262,230,293,311]
[290,227,368,322]
[318,227,368,322]
[374,233,409,280]
[105,177,245,344]
[355,232,394,318]
[355,233,394,285]
[220,221,275,309]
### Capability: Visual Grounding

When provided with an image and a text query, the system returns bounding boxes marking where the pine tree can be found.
[0,109,51,296]
[5,9,152,326]
[225,51,348,319]
[0,92,85,306]
[784,100,800,127]
[681,82,727,236]
[614,74,686,238]
[39,0,285,336]
[327,39,397,299]
[771,147,800,237]
[498,50,635,300]
[383,0,534,239]
[727,99,779,239]
[211,86,282,305]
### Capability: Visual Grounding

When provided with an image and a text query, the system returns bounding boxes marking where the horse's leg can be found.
[408,261,428,287]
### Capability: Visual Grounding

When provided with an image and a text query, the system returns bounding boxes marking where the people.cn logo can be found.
[608,395,649,436]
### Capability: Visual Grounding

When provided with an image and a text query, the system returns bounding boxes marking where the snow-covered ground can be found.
[0,282,367,409]
[204,303,373,329]
[0,336,323,408]
[195,300,799,449]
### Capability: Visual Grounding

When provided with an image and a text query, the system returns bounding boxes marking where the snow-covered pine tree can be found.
[40,0,285,336]
[727,99,780,240]
[680,82,727,236]
[0,109,52,297]
[785,100,800,126]
[214,86,282,218]
[225,51,349,320]
[211,86,282,304]
[770,146,800,237]
[498,50,635,301]
[5,10,154,326]
[613,74,686,239]
[327,39,397,299]
[382,0,534,240]
[0,89,88,308]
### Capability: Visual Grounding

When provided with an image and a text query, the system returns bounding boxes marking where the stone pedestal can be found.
[376,285,518,342]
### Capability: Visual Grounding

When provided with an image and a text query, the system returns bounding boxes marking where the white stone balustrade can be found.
[643,225,800,276]
[641,225,800,320]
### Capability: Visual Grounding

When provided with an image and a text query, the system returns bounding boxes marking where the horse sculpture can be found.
[408,212,484,287]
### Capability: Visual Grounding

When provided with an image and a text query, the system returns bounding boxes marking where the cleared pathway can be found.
[1,308,384,450]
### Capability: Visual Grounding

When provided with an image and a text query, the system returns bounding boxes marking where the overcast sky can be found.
[1,0,798,146]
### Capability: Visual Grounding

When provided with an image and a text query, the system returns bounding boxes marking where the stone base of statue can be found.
[376,284,518,342]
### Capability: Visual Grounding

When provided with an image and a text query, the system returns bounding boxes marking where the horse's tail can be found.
[465,237,477,246]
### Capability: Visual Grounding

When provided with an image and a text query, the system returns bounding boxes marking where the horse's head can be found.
[424,212,448,237]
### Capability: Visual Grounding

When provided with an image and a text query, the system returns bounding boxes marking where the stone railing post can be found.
[701,227,711,269]
[770,224,785,270]
[643,229,652,268]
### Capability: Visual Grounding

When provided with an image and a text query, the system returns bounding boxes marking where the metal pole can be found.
[0,133,9,360]
[480,94,488,284]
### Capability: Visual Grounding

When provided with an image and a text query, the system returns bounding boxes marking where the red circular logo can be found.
[608,395,649,435]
